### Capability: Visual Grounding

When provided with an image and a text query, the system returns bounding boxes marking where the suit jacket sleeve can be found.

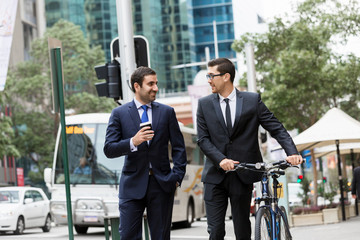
[103,108,132,158]
[256,94,299,156]
[352,167,359,195]
[197,98,226,168]
[169,108,187,184]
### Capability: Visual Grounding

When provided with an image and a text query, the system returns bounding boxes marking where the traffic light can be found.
[297,175,304,183]
[94,60,122,100]
[322,177,327,183]
[110,36,150,67]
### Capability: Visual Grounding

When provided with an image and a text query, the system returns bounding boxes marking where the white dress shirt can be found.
[130,98,153,152]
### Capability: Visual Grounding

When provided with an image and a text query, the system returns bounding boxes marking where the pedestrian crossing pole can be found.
[48,38,74,240]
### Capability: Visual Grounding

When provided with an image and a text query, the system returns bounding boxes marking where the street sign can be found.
[48,38,64,113]
[110,35,150,68]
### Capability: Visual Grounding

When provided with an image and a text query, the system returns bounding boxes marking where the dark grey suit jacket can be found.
[197,89,299,185]
[351,167,360,198]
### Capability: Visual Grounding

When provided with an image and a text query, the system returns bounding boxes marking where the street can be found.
[1,216,360,239]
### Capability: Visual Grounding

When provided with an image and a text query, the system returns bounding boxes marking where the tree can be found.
[0,92,20,158]
[4,20,114,184]
[232,0,360,206]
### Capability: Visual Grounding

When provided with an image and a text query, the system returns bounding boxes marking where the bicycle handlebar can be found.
[227,160,297,173]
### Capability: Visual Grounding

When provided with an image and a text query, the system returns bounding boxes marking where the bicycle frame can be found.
[255,172,284,240]
[230,160,295,240]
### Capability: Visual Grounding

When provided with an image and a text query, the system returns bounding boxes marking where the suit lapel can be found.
[232,89,243,136]
[212,94,229,136]
[128,100,141,129]
[151,102,160,133]
[149,102,161,146]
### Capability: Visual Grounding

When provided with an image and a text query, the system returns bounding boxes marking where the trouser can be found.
[204,172,253,240]
[119,175,175,240]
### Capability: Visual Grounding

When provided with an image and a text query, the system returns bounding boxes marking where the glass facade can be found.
[45,0,196,93]
[187,0,236,62]
[45,0,117,61]
[132,0,196,93]
[84,0,118,61]
[45,0,87,35]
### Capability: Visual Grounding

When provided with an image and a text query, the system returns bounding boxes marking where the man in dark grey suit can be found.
[352,166,360,199]
[197,58,303,240]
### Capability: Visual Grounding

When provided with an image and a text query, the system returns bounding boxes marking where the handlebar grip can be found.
[273,160,287,166]
[272,170,286,175]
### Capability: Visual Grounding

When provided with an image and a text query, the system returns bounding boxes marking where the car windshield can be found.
[0,191,19,203]
[54,123,124,185]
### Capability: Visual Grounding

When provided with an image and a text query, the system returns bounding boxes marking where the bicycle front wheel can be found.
[255,207,272,240]
[278,206,292,240]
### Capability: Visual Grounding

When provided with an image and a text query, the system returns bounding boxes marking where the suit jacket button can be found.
[229,141,232,144]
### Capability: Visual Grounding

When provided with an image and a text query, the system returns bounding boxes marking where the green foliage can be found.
[232,0,360,131]
[324,182,338,205]
[66,92,114,114]
[3,20,113,184]
[0,92,20,157]
[342,177,351,193]
[297,177,311,206]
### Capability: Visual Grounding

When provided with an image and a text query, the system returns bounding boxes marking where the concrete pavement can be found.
[173,215,360,239]
[291,215,360,240]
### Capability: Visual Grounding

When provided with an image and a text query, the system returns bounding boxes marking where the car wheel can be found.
[14,217,25,235]
[42,215,52,232]
[173,201,194,229]
[74,225,88,234]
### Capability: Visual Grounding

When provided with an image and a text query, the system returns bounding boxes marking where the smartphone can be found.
[140,121,152,130]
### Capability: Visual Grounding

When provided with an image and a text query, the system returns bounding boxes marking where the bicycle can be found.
[229,160,297,240]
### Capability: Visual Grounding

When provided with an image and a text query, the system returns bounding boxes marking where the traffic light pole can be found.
[116,0,136,103]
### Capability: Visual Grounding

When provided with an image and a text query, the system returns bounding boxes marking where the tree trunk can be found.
[341,154,347,179]
[311,149,318,206]
[341,154,348,200]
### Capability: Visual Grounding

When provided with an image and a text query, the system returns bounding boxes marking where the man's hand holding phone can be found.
[133,122,154,146]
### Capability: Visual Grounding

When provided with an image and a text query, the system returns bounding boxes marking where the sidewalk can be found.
[290,215,360,240]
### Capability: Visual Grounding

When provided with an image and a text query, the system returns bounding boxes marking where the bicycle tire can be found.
[255,207,272,240]
[278,206,292,240]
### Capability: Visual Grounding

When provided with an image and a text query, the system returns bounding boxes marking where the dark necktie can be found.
[141,105,149,122]
[224,98,232,135]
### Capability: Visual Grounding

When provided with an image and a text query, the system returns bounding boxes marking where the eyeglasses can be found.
[206,73,226,80]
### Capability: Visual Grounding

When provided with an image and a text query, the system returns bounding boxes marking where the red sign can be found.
[17,168,24,186]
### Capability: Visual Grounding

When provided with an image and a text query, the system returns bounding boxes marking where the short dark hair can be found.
[130,66,156,92]
[208,58,235,83]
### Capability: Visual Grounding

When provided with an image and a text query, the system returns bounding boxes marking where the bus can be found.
[43,113,205,234]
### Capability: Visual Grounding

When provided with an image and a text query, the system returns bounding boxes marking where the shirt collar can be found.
[134,98,152,109]
[218,87,236,102]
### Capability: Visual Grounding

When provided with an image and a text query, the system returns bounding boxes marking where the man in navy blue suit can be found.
[104,66,187,239]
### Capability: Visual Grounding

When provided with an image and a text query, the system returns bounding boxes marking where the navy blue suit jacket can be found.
[197,90,299,185]
[104,100,187,199]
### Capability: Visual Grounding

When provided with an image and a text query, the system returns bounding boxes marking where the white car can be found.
[0,186,51,234]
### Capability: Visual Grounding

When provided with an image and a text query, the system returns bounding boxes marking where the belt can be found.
[149,169,154,175]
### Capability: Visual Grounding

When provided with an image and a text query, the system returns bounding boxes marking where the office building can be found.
[187,0,266,63]
[132,0,196,93]
[2,0,46,187]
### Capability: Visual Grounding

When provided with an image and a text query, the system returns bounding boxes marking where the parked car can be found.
[0,187,51,235]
